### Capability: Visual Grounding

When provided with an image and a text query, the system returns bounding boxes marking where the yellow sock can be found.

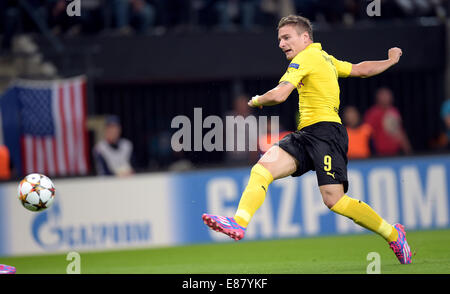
[234,164,273,227]
[331,195,398,243]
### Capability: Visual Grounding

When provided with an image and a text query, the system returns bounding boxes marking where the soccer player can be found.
[202,15,412,264]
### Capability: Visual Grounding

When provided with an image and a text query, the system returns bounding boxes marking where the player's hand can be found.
[388,47,402,64]
[248,95,263,109]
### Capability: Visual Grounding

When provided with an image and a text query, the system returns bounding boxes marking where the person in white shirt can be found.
[93,115,134,176]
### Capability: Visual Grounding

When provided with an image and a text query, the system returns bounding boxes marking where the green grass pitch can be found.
[1,229,449,274]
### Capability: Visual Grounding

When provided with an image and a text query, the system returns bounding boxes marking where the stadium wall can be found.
[37,22,446,82]
[0,154,449,257]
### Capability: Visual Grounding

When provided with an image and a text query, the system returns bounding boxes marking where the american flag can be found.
[1,76,89,176]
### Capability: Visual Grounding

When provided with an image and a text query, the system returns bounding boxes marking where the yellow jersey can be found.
[279,43,352,130]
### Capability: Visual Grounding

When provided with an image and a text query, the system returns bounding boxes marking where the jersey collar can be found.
[305,42,322,51]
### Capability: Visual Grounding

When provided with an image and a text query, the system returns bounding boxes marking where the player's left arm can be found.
[248,81,295,108]
[349,47,402,78]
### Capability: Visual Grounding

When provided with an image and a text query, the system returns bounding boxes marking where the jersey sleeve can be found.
[279,55,311,87]
[330,55,353,78]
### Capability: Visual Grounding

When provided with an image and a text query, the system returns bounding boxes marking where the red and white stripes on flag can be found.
[19,76,90,176]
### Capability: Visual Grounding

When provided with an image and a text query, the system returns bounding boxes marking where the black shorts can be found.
[276,122,349,193]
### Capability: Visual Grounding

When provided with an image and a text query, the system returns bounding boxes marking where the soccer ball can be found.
[17,173,56,212]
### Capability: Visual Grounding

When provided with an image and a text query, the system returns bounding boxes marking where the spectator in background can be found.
[364,87,412,156]
[49,0,76,35]
[439,99,450,148]
[260,0,296,28]
[316,0,346,23]
[0,144,12,180]
[49,0,106,35]
[215,0,261,31]
[431,98,450,150]
[168,150,194,172]
[112,0,156,34]
[258,118,291,156]
[148,130,194,171]
[93,115,134,176]
[343,105,372,159]
[225,94,259,165]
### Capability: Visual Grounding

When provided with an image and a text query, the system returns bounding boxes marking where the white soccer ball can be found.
[17,173,56,212]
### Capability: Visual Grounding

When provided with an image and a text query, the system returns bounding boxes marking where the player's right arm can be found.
[248,81,295,108]
[249,55,309,108]
[349,47,402,78]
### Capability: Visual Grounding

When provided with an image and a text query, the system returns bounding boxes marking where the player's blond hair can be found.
[277,15,313,41]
